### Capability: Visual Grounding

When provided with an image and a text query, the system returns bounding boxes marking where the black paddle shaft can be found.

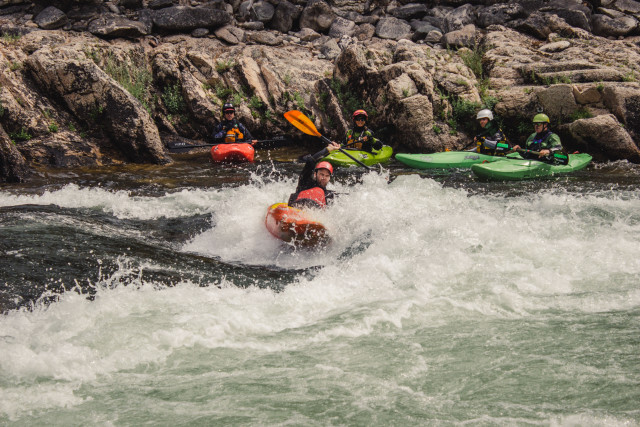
[319,135,372,170]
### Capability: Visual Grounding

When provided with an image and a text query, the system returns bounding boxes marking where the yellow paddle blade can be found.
[284,110,322,137]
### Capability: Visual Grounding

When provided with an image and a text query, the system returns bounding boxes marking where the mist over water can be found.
[1,155,639,425]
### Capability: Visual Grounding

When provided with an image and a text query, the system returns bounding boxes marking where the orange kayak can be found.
[265,203,329,248]
[210,143,255,162]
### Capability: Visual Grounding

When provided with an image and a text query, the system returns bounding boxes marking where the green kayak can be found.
[471,153,592,181]
[395,151,519,169]
[322,145,393,167]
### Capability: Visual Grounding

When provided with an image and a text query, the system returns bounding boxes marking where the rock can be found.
[34,6,67,30]
[390,3,429,21]
[239,21,264,31]
[538,40,571,52]
[119,0,143,9]
[562,114,640,162]
[25,45,170,164]
[149,0,174,10]
[536,84,579,119]
[425,30,443,44]
[573,85,604,104]
[592,14,639,37]
[375,17,412,41]
[540,0,592,32]
[328,17,356,39]
[150,6,232,33]
[293,28,322,42]
[88,14,151,38]
[354,23,375,41]
[602,85,640,140]
[444,4,476,33]
[613,0,640,14]
[215,25,244,44]
[270,1,301,33]
[476,3,526,28]
[246,30,281,46]
[191,28,209,38]
[299,0,336,34]
[251,1,275,23]
[443,24,477,49]
[0,124,28,182]
[392,95,437,150]
[319,38,341,60]
[179,69,217,135]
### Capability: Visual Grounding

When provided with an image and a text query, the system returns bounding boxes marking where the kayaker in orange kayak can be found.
[288,142,341,209]
[211,102,258,144]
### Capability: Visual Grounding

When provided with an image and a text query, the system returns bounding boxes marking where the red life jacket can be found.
[294,187,326,207]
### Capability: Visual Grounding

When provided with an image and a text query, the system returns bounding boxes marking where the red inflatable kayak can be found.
[210,143,255,162]
[265,203,329,248]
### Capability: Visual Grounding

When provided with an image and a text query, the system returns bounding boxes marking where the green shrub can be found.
[458,44,486,79]
[10,128,31,142]
[162,83,186,115]
[569,107,593,121]
[104,53,154,114]
[215,59,235,73]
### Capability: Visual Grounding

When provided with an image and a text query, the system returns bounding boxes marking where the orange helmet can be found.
[314,161,333,175]
[352,109,368,121]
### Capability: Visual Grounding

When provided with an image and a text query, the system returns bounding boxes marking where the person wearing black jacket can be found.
[474,109,510,155]
[211,103,257,144]
[288,142,341,209]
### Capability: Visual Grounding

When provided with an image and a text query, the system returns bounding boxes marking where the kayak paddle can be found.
[284,110,372,170]
[515,148,569,165]
[165,136,289,152]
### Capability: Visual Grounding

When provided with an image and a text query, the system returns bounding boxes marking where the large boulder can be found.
[25,45,170,164]
[0,124,27,182]
[34,6,67,30]
[299,0,336,34]
[602,85,640,141]
[561,114,640,163]
[375,17,412,40]
[150,6,232,32]
[88,14,151,38]
[269,1,302,33]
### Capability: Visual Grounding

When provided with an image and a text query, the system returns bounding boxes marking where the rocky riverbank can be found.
[1,0,640,182]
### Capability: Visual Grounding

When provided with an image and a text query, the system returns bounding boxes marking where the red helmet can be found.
[352,109,368,121]
[314,161,333,175]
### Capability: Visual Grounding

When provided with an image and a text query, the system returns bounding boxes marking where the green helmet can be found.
[532,113,550,123]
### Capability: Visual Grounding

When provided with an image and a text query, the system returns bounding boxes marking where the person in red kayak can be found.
[211,102,258,144]
[288,142,341,208]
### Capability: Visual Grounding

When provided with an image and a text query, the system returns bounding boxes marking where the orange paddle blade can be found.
[284,110,322,137]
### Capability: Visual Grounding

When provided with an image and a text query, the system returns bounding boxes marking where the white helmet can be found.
[476,109,493,121]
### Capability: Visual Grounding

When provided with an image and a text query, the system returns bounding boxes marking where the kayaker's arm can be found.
[309,141,340,162]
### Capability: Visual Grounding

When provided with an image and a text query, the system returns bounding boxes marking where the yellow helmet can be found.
[533,113,550,123]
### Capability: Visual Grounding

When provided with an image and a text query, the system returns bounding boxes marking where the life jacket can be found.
[224,125,244,143]
[346,128,371,150]
[293,187,326,208]
[528,130,553,151]
[476,121,508,155]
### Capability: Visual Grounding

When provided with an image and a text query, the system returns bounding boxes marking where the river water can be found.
[1,145,639,425]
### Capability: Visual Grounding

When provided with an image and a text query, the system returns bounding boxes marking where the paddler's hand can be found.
[512,145,521,151]
[327,142,341,152]
[539,149,551,157]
